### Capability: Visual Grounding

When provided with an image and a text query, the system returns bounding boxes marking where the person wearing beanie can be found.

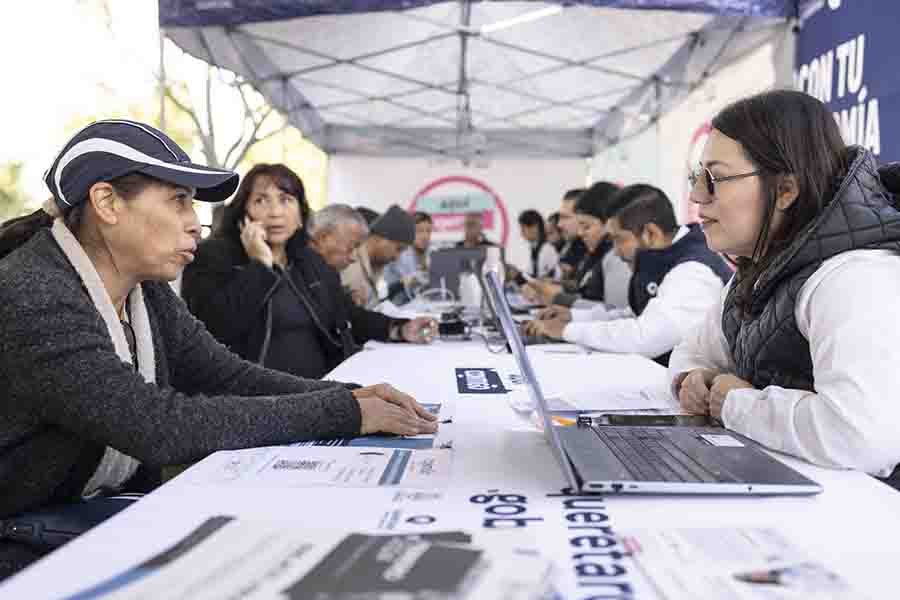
[342,205,415,309]
[524,181,631,308]
[0,126,436,580]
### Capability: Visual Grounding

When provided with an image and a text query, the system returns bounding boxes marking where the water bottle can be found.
[482,247,504,287]
[481,247,504,326]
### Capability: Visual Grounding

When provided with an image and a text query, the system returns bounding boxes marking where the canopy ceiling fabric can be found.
[161,1,794,160]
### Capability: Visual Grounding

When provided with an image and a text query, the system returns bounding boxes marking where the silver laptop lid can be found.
[483,272,580,491]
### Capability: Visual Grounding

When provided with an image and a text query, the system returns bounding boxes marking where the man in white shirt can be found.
[526,184,731,365]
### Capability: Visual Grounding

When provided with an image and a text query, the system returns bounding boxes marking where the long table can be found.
[3,340,900,599]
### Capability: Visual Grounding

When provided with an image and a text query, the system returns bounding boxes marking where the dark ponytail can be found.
[0,209,55,260]
[518,209,547,277]
[0,172,157,261]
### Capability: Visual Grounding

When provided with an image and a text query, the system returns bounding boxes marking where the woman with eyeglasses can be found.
[670,90,900,486]
[0,122,436,579]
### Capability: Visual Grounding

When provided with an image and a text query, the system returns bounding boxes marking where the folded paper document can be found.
[66,517,556,600]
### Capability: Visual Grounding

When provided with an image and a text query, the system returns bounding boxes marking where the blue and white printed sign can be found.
[795,0,900,162]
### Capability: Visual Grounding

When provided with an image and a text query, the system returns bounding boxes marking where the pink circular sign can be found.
[408,176,510,246]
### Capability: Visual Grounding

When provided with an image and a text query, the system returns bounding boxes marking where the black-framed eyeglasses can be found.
[689,164,761,201]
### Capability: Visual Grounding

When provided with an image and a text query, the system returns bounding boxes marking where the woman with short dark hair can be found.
[0,122,435,578]
[183,164,431,379]
[671,90,900,485]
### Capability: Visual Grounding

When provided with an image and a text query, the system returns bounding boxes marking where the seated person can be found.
[341,205,414,309]
[308,203,370,272]
[308,204,435,329]
[546,212,562,251]
[556,188,587,278]
[0,121,435,580]
[513,209,560,281]
[526,184,730,365]
[383,212,433,304]
[524,181,631,308]
[307,203,372,306]
[670,90,900,485]
[455,212,497,248]
[183,167,434,381]
[355,205,380,225]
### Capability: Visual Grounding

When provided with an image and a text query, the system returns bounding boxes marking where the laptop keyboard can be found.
[590,427,721,483]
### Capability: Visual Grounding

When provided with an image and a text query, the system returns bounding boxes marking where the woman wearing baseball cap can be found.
[0,120,436,579]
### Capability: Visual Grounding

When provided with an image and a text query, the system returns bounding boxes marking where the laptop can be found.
[428,247,488,296]
[482,271,822,496]
[474,269,554,346]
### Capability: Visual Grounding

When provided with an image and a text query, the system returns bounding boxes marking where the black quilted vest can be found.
[722,149,900,393]
[574,238,613,302]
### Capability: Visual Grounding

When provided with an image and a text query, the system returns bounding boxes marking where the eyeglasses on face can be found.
[689,164,762,200]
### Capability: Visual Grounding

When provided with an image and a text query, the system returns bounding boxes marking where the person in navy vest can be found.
[526,184,730,366]
[670,90,900,486]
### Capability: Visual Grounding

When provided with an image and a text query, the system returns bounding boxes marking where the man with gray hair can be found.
[308,204,371,272]
[309,203,437,344]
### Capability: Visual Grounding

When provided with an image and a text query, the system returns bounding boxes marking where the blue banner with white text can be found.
[795,0,900,163]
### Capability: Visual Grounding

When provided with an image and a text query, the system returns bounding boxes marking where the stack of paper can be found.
[67,517,556,600]
[621,527,865,600]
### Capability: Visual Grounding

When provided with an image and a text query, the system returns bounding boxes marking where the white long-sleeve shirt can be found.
[531,241,560,279]
[562,259,726,358]
[668,249,900,476]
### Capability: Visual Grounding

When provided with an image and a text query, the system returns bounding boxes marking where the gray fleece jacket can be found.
[0,230,362,518]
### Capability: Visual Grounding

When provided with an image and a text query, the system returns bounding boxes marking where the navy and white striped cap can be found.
[43,119,239,214]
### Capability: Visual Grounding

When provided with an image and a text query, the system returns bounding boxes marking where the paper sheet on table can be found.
[292,402,454,450]
[184,446,452,490]
[621,528,866,600]
[371,299,421,319]
[530,343,593,355]
[66,517,556,600]
[501,352,676,412]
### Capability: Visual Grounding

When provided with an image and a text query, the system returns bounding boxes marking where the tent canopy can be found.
[160,1,794,160]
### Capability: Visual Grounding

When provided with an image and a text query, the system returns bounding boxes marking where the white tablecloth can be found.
[3,341,899,599]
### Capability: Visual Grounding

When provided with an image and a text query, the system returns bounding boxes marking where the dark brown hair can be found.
[608,184,677,236]
[711,90,848,313]
[0,173,159,261]
[215,163,310,241]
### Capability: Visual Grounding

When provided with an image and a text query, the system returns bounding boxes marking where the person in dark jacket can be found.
[455,212,497,248]
[0,121,436,580]
[523,181,631,308]
[671,90,900,485]
[182,165,435,380]
[556,188,586,277]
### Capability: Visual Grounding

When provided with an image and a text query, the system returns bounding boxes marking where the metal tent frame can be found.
[161,1,795,161]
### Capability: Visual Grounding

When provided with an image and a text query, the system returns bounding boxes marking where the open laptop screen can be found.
[483,272,580,491]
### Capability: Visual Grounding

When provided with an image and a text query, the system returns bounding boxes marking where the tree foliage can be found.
[0,161,32,221]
